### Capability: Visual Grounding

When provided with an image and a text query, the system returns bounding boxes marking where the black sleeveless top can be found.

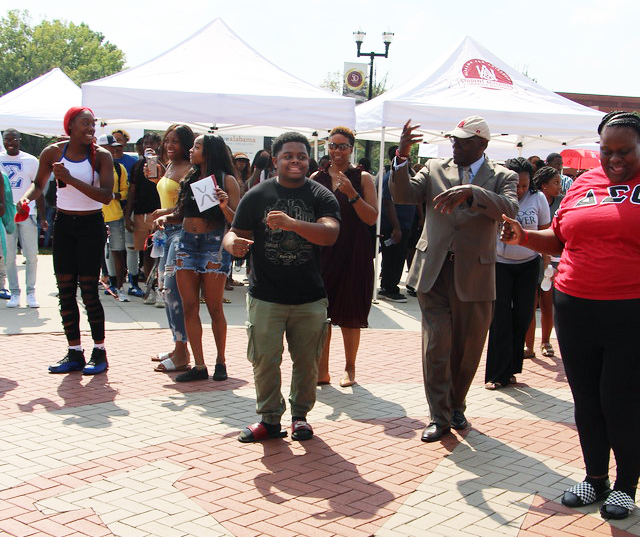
[179,173,226,228]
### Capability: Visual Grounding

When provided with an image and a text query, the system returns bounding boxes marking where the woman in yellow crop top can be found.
[146,124,195,371]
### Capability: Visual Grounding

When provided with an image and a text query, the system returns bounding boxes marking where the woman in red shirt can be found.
[501,111,640,521]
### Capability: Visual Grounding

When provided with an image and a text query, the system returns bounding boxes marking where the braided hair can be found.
[598,111,640,136]
[533,166,560,191]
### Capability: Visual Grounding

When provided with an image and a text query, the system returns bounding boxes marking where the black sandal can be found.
[175,366,208,382]
[212,364,227,381]
[562,480,610,507]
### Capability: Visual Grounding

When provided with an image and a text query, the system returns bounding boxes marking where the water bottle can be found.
[145,149,158,179]
[151,229,167,258]
[540,264,554,292]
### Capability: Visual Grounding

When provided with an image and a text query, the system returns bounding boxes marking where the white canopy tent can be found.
[0,68,81,136]
[82,18,355,138]
[356,36,605,155]
[356,36,605,301]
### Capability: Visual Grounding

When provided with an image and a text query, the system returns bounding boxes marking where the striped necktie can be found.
[460,166,471,185]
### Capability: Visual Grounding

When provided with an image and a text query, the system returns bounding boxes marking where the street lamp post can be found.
[353,30,393,159]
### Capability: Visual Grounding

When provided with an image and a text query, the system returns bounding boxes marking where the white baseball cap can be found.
[445,116,491,141]
[96,134,122,147]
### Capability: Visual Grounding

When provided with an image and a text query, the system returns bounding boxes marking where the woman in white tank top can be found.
[18,107,115,375]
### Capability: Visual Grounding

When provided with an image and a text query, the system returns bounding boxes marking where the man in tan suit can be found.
[390,116,518,442]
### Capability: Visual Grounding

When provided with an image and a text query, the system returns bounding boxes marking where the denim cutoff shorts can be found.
[175,228,231,275]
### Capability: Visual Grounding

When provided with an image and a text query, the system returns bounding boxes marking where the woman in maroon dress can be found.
[313,127,378,387]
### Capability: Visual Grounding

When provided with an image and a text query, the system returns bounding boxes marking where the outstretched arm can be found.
[501,214,564,256]
[223,228,254,257]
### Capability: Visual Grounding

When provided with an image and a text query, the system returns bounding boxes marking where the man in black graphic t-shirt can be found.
[224,132,340,444]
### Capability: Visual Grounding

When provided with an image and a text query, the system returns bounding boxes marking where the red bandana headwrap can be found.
[63,106,94,135]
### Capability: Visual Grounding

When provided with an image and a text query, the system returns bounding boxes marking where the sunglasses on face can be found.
[328,142,353,151]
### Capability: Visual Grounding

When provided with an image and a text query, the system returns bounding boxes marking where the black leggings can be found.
[53,212,107,343]
[554,290,640,496]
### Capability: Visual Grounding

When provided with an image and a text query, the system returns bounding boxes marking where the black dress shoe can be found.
[421,422,451,442]
[451,411,468,430]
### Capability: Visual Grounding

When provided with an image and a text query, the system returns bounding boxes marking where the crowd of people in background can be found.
[1,106,638,521]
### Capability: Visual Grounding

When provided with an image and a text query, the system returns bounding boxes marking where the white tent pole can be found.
[312,131,318,161]
[373,126,386,302]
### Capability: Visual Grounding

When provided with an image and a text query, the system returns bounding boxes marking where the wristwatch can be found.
[348,193,361,204]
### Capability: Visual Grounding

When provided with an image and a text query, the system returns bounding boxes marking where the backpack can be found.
[113,162,128,210]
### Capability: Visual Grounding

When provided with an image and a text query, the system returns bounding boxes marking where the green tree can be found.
[0,9,126,95]
[320,71,342,94]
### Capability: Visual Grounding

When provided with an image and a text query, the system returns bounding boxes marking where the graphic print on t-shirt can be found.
[574,189,597,207]
[573,185,640,207]
[0,161,23,188]
[263,198,315,266]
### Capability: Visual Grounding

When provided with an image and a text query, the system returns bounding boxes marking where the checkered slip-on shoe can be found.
[562,480,611,507]
[600,490,636,520]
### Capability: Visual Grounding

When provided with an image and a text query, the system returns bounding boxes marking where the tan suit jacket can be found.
[390,157,518,302]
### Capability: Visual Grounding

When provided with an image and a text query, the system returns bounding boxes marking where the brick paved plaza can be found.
[0,256,637,537]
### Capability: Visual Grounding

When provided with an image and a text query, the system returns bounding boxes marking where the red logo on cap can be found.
[461,59,513,90]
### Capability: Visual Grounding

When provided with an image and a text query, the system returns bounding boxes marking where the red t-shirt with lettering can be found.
[552,166,640,300]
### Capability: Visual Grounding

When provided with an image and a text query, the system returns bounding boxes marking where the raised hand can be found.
[398,119,423,158]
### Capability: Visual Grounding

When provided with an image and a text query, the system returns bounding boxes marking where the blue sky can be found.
[10,0,640,97]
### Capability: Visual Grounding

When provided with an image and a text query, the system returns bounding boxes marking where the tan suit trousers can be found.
[417,256,494,426]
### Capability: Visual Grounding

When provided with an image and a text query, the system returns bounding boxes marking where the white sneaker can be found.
[154,291,165,308]
[26,293,40,308]
[144,289,156,305]
[117,289,130,302]
[6,294,20,308]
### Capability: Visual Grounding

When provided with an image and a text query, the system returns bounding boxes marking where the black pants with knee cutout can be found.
[53,211,107,343]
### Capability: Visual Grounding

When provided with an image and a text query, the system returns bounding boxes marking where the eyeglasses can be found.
[328,143,353,151]
[449,136,482,145]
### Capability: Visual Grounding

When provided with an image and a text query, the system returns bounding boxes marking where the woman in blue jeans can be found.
[149,125,194,372]
[156,135,239,382]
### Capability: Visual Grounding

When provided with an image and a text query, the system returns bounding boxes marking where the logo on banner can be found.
[343,62,368,103]
[461,59,513,90]
[345,69,365,91]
